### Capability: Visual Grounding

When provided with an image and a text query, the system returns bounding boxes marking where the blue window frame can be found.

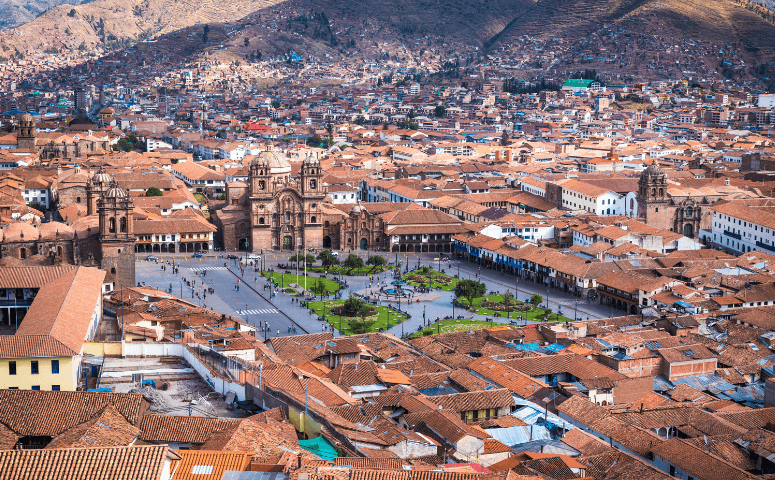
[51,360,59,374]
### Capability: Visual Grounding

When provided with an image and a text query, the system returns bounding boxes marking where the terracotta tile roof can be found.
[0,445,176,480]
[0,335,76,358]
[0,389,148,436]
[683,436,756,471]
[502,353,626,381]
[169,450,252,480]
[139,416,240,444]
[44,405,140,449]
[466,357,547,399]
[0,423,18,450]
[715,408,775,430]
[0,266,77,289]
[650,438,756,480]
[560,428,614,456]
[15,266,106,353]
[333,457,405,469]
[404,409,490,444]
[579,450,672,480]
[428,389,516,413]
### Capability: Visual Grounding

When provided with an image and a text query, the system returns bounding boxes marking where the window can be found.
[31,386,40,391]
[669,466,675,476]
[19,248,27,260]
[8,361,16,375]
[51,360,59,374]
[76,196,81,203]
[109,217,116,233]
[31,361,39,375]
[52,385,60,391]
[120,217,127,233]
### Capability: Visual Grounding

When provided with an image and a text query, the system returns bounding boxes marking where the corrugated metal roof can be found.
[221,473,288,480]
[484,425,551,446]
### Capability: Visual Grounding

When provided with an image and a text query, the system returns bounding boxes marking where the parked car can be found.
[247,254,261,260]
[227,254,239,260]
[192,253,203,258]
[146,255,159,261]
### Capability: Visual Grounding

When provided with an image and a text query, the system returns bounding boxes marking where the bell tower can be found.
[300,153,323,194]
[99,179,135,289]
[16,113,36,151]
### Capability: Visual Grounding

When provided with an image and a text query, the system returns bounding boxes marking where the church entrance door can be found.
[360,238,368,250]
[323,236,332,249]
[282,236,293,250]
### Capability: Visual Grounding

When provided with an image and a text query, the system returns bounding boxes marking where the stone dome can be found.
[351,202,365,214]
[251,149,291,174]
[38,222,74,240]
[2,222,40,242]
[105,181,127,198]
[641,162,664,178]
[19,113,32,124]
[91,166,113,185]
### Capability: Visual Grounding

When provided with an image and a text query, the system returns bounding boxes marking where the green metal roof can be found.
[299,436,338,461]
[563,79,594,88]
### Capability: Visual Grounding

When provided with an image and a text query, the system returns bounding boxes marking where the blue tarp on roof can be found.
[299,436,337,461]
[545,343,567,353]
[675,301,693,308]
[509,342,541,351]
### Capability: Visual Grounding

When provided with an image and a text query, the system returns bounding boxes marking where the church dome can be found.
[91,166,113,185]
[641,162,664,178]
[251,146,291,174]
[351,202,365,214]
[38,222,74,240]
[2,222,39,242]
[105,181,127,198]
[19,113,32,124]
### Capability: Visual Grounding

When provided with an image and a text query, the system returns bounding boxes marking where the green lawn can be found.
[402,268,459,291]
[313,265,393,276]
[457,294,570,322]
[412,319,502,337]
[306,300,407,335]
[262,271,340,294]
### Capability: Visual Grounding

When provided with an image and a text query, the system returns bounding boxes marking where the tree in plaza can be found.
[454,279,486,310]
[343,254,364,269]
[529,293,543,306]
[310,279,327,296]
[305,254,316,265]
[145,187,163,197]
[342,295,372,319]
[317,249,339,267]
[289,253,305,265]
[366,255,386,267]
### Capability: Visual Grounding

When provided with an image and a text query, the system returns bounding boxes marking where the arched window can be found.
[686,207,693,218]
[57,246,63,257]
[651,188,656,196]
[310,180,317,189]
[76,197,81,203]
[259,180,265,190]
[630,198,634,210]
[348,238,352,244]
[110,267,116,274]
[109,217,116,233]
[19,248,27,260]
[120,217,127,233]
[259,217,265,225]
[324,221,330,227]
[362,223,366,229]
[311,216,317,223]
[285,212,290,222]
[659,188,663,196]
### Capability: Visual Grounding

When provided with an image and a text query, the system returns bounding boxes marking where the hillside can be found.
[0,0,287,54]
[0,0,94,31]
[487,0,775,54]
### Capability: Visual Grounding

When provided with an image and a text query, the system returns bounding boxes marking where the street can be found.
[134,249,613,339]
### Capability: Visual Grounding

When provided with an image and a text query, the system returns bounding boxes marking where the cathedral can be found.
[0,166,136,289]
[636,163,761,238]
[213,146,326,252]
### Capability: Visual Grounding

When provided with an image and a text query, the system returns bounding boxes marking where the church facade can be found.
[637,163,761,238]
[214,148,326,252]
[0,166,136,290]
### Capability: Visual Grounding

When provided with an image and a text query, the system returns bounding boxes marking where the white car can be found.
[247,254,261,260]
